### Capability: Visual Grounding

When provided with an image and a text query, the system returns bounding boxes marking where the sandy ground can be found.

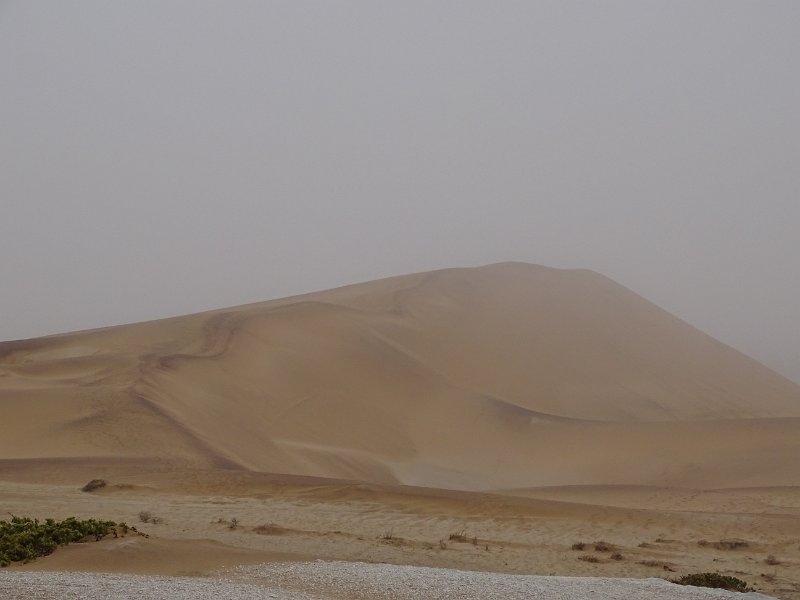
[1,469,798,599]
[2,264,800,597]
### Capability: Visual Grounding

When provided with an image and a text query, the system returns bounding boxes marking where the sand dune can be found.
[2,262,800,491]
[3,265,800,597]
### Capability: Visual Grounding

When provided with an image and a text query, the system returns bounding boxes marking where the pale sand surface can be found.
[2,264,800,597]
[1,471,798,598]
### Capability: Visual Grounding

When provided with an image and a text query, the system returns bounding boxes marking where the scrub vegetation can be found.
[0,516,125,567]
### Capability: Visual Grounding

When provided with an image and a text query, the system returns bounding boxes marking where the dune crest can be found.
[2,262,799,490]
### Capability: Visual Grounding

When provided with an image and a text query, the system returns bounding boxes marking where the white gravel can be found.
[0,561,777,600]
[0,570,323,600]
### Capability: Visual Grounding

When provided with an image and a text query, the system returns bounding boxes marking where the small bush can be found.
[571,542,585,551]
[579,555,600,563]
[81,479,107,493]
[672,573,754,593]
[611,552,624,561]
[765,555,780,566]
[137,512,161,525]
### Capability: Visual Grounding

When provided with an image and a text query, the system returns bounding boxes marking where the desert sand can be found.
[1,263,799,598]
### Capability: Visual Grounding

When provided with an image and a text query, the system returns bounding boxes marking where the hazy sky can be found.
[2,1,798,382]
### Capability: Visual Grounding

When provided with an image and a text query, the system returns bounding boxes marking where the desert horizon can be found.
[1,263,799,598]
[4,2,798,597]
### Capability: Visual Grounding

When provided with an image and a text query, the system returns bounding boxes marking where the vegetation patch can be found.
[0,516,123,567]
[672,573,754,593]
[579,554,600,563]
[138,511,162,525]
[697,539,749,550]
[571,542,585,551]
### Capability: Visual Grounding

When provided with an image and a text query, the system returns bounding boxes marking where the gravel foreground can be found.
[1,561,777,600]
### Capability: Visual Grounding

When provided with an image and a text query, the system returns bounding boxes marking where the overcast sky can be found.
[1,1,798,382]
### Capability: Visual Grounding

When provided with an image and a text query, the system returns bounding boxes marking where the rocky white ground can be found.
[0,561,777,600]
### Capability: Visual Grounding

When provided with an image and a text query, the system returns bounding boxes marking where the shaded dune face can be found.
[2,263,800,490]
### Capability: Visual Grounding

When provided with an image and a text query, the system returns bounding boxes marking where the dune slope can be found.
[1,262,799,490]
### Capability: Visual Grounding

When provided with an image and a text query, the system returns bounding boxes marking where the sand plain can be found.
[1,263,799,597]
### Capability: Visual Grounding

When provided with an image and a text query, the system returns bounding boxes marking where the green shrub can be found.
[0,516,119,567]
[672,573,754,592]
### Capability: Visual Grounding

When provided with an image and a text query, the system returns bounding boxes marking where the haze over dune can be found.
[2,263,799,491]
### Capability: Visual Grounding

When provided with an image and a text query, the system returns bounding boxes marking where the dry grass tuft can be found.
[639,559,661,567]
[253,523,288,535]
[448,530,469,543]
[593,541,612,552]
